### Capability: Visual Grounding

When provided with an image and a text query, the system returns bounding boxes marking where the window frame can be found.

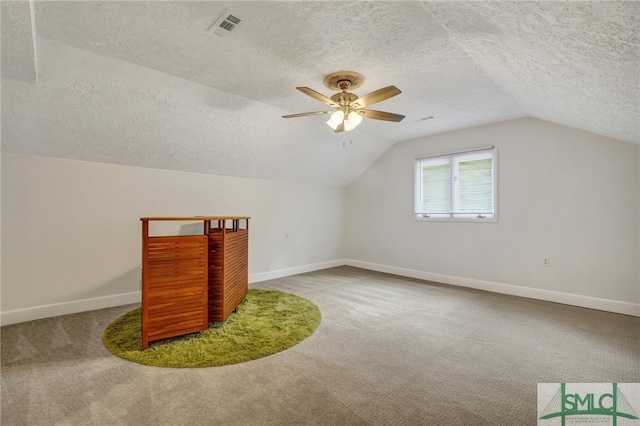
[414,147,498,223]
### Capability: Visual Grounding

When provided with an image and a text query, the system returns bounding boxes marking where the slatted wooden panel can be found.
[142,235,208,349]
[207,227,249,323]
[223,229,249,320]
[207,233,224,322]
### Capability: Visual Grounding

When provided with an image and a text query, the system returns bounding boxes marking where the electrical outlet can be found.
[542,257,550,267]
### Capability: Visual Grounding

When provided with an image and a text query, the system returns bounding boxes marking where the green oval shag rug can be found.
[102,289,321,368]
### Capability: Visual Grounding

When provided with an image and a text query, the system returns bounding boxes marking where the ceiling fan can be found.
[282,71,405,133]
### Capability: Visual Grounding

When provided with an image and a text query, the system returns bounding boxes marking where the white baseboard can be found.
[4,258,637,325]
[345,259,640,317]
[0,291,141,326]
[249,259,347,284]
[0,259,347,326]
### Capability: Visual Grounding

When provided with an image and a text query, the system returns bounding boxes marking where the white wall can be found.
[345,117,640,316]
[1,153,345,324]
[3,118,638,324]
[0,149,2,319]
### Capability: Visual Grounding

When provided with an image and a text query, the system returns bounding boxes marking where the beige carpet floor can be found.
[2,266,639,425]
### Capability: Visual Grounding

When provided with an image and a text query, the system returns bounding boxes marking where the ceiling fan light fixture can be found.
[330,110,344,125]
[341,110,363,132]
[326,118,339,130]
[348,110,363,127]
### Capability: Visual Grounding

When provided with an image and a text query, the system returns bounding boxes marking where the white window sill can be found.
[414,216,498,223]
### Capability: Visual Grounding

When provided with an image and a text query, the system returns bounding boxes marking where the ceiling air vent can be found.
[210,10,242,37]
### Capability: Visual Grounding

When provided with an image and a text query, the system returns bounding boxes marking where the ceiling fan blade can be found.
[296,87,337,107]
[360,109,405,122]
[353,86,401,108]
[282,110,333,119]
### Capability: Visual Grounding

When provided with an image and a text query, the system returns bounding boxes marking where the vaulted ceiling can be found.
[2,1,638,186]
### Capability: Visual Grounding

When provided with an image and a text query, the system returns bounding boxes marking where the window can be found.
[414,147,496,221]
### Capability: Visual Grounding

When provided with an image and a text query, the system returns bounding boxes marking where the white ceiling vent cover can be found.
[210,10,242,37]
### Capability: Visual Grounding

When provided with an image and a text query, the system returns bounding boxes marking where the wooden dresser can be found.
[140,217,249,349]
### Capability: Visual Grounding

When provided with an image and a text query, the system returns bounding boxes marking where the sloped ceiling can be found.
[2,1,638,186]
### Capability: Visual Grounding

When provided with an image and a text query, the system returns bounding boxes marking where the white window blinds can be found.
[415,147,496,220]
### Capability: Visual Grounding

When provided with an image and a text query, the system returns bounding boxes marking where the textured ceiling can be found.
[1,0,37,83]
[1,1,639,186]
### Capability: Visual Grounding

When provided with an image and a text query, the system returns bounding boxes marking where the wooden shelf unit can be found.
[141,217,250,349]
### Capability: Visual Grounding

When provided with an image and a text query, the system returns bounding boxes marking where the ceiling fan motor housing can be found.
[331,92,358,106]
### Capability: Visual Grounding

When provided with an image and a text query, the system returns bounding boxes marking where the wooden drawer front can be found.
[143,236,208,347]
